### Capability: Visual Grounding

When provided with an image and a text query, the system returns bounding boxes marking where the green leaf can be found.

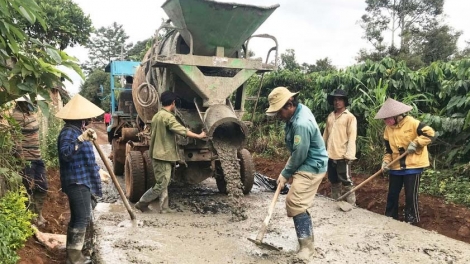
[17,83,35,92]
[46,48,62,64]
[18,6,35,24]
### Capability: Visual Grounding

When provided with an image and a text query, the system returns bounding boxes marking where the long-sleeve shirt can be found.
[149,108,188,162]
[281,104,328,179]
[383,116,435,171]
[58,124,102,196]
[11,108,41,160]
[322,109,357,160]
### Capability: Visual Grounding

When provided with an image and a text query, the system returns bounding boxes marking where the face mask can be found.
[81,120,90,130]
[384,117,396,126]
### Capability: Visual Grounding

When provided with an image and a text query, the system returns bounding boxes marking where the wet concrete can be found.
[93,143,470,264]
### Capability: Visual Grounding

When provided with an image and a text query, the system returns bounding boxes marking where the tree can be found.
[419,24,461,64]
[0,0,83,107]
[280,49,301,71]
[302,57,337,73]
[19,0,93,50]
[127,38,152,62]
[78,70,110,112]
[82,22,132,73]
[360,0,444,52]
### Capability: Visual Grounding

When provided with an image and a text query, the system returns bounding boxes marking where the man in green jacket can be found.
[135,91,206,212]
[266,87,328,261]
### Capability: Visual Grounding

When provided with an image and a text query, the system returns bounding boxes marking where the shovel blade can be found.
[337,201,353,212]
[247,237,281,251]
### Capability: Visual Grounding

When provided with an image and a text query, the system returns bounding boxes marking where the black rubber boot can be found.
[66,227,91,264]
[343,185,356,205]
[331,183,342,200]
[293,212,315,261]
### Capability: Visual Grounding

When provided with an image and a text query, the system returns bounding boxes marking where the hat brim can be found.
[327,94,348,105]
[265,91,299,114]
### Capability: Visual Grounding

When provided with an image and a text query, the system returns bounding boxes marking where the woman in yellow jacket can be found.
[375,98,435,224]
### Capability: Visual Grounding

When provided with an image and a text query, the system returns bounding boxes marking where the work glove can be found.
[78,128,97,142]
[381,161,390,172]
[407,142,417,154]
[277,174,288,189]
[99,169,110,184]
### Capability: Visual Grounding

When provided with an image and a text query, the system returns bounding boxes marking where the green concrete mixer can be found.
[117,0,279,202]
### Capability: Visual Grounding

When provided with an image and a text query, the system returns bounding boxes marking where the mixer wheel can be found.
[142,150,156,190]
[125,151,146,203]
[238,149,255,194]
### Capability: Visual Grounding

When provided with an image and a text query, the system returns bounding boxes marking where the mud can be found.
[212,138,247,221]
[94,179,470,264]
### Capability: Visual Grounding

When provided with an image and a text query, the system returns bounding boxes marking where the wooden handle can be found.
[336,152,408,201]
[255,183,282,242]
[93,141,136,220]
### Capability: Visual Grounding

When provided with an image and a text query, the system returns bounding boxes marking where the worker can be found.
[11,94,48,227]
[103,112,111,129]
[322,89,357,205]
[134,91,206,213]
[56,94,105,264]
[375,98,435,224]
[265,87,328,261]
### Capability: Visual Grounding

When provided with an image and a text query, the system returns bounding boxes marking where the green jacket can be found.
[281,104,328,178]
[149,108,188,162]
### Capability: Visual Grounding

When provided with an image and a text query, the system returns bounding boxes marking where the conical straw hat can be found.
[55,94,104,120]
[374,98,413,119]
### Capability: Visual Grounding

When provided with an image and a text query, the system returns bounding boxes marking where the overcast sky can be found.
[63,0,470,94]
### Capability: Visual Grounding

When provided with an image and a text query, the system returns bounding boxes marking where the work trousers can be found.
[385,173,421,224]
[65,184,92,229]
[286,171,325,217]
[151,159,172,194]
[23,159,48,193]
[327,159,353,186]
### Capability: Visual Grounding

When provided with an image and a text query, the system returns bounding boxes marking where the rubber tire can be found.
[142,150,156,190]
[125,151,146,203]
[215,149,255,195]
[112,139,125,176]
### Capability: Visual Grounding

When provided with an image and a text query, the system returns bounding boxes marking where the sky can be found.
[63,0,470,94]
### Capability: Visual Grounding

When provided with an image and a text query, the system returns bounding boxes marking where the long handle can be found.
[93,141,136,220]
[336,152,408,202]
[255,183,282,242]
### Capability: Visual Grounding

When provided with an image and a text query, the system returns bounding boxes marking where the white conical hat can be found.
[374,98,413,119]
[55,94,104,120]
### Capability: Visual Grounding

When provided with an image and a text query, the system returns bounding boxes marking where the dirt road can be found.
[92,135,470,264]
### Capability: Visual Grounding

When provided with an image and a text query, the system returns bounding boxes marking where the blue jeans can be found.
[65,184,92,229]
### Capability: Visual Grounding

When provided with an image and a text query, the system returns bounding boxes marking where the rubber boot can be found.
[66,227,91,264]
[32,191,47,227]
[293,212,315,261]
[135,188,160,212]
[343,185,356,205]
[331,183,342,200]
[159,188,176,214]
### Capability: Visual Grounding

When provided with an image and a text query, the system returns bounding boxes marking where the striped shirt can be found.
[11,109,41,160]
[58,124,102,196]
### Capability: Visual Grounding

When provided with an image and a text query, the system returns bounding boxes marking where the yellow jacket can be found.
[383,116,435,170]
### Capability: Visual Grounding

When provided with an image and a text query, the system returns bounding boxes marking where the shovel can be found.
[93,141,136,220]
[247,183,282,251]
[336,152,409,212]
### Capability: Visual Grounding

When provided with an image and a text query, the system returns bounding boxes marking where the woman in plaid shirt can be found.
[56,94,104,264]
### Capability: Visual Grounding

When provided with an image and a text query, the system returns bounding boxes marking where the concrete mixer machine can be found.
[122,0,279,202]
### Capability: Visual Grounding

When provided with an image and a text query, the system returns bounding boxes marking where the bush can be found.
[40,111,63,168]
[0,188,35,264]
[420,168,470,207]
